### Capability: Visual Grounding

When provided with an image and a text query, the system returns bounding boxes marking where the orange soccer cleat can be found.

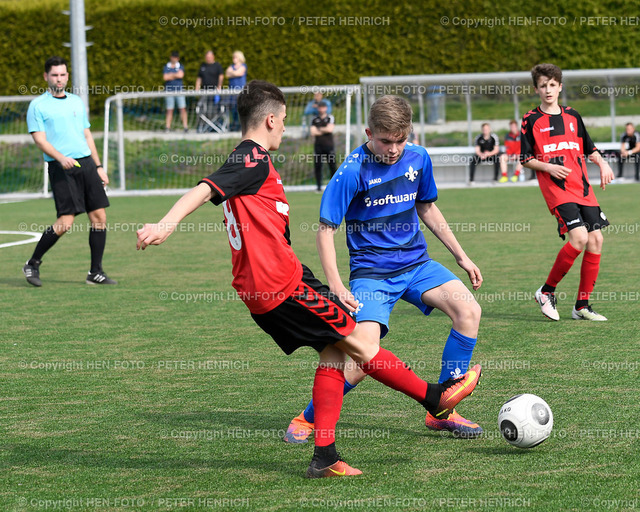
[434,364,482,418]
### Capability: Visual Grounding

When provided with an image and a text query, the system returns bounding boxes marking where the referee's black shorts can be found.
[251,265,357,355]
[47,156,110,217]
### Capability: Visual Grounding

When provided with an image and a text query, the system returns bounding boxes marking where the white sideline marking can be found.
[0,230,40,249]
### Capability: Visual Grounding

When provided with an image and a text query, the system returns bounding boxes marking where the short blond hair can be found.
[233,50,246,63]
[368,95,412,136]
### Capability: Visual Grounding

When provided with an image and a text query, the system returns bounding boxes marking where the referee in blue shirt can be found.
[22,56,116,286]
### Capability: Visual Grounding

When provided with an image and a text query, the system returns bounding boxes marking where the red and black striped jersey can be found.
[520,106,599,210]
[199,140,302,314]
[504,131,521,155]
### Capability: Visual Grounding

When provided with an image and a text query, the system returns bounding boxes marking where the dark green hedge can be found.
[3,0,637,112]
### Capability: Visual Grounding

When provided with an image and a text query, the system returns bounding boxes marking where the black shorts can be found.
[251,265,357,355]
[552,203,609,239]
[48,156,110,217]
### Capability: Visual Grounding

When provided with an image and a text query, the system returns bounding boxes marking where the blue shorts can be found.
[165,95,186,110]
[349,260,459,338]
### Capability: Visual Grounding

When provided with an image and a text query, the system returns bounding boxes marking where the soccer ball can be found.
[498,394,553,448]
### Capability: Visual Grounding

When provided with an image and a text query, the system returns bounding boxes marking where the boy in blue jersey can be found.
[22,56,116,286]
[285,95,484,441]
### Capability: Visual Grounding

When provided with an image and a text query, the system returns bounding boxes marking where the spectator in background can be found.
[302,92,333,138]
[618,122,640,180]
[195,50,224,92]
[311,100,337,192]
[195,50,224,129]
[225,50,247,131]
[469,123,500,183]
[499,120,524,182]
[304,92,333,117]
[163,51,188,132]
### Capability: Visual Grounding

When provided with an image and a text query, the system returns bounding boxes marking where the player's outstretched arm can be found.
[137,183,213,250]
[416,202,483,290]
[588,151,614,190]
[316,222,359,311]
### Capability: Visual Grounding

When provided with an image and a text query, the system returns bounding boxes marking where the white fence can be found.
[1,68,639,198]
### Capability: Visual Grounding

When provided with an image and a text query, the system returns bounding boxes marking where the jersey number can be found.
[222,201,242,250]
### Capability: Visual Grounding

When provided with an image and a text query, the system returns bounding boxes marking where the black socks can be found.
[30,226,60,264]
[89,228,107,273]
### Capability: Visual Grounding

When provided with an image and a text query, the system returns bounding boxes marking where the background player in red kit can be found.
[499,120,524,182]
[521,64,614,322]
[136,80,481,478]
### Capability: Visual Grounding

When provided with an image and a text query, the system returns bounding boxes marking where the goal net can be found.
[103,85,363,193]
[0,95,48,196]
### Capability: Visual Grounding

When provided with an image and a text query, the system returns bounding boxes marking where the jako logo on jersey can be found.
[405,166,418,182]
[369,177,382,185]
[364,192,417,207]
[543,141,580,153]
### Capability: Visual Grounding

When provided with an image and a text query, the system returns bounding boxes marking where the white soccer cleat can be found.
[572,306,607,321]
[535,286,559,321]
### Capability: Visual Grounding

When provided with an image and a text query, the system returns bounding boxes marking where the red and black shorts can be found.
[251,265,357,355]
[48,156,110,217]
[551,202,609,239]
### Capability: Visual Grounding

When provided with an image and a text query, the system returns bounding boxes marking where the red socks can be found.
[546,242,582,288]
[359,347,428,402]
[312,365,345,447]
[578,251,601,302]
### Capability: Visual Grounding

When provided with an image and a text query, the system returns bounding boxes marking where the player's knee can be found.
[456,301,481,329]
[55,216,74,235]
[468,300,482,324]
[569,230,588,250]
[89,210,107,227]
[588,230,604,252]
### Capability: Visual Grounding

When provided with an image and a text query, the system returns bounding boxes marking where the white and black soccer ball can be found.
[498,394,553,449]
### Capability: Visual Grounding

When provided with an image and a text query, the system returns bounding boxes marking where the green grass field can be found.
[1,185,639,511]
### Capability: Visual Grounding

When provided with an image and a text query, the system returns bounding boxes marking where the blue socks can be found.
[302,379,357,423]
[439,328,477,383]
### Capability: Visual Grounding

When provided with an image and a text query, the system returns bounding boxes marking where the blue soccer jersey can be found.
[319,142,438,280]
[27,92,91,162]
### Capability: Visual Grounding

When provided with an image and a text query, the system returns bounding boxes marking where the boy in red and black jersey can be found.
[499,120,524,182]
[521,63,614,322]
[137,80,481,478]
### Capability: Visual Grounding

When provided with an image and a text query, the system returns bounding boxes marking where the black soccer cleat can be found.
[86,271,117,285]
[23,260,42,287]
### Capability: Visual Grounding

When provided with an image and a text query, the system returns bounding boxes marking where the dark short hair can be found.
[531,63,562,88]
[237,80,286,133]
[318,100,328,107]
[171,51,180,58]
[45,56,67,73]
